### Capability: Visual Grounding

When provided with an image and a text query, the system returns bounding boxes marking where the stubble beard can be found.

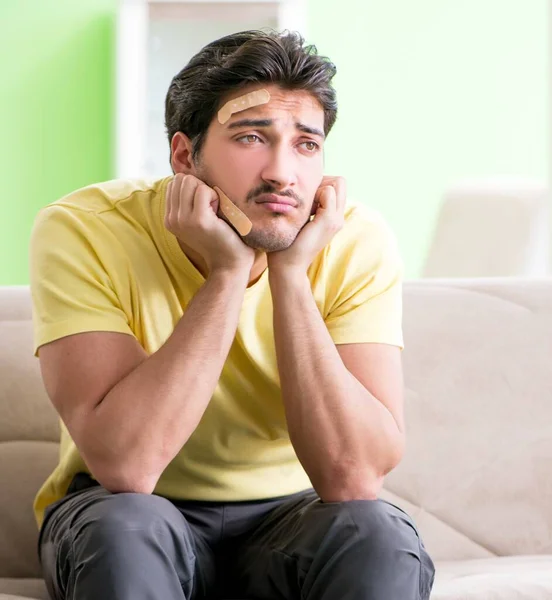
[194,162,309,252]
[216,211,307,252]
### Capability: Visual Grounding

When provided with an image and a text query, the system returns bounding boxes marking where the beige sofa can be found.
[1,280,551,600]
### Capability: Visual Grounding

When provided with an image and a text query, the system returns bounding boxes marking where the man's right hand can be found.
[164,173,255,274]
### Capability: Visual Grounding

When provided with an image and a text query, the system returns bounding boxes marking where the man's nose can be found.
[260,145,297,190]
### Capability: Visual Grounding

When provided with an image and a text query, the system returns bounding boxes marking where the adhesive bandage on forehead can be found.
[217,89,271,124]
[213,186,252,237]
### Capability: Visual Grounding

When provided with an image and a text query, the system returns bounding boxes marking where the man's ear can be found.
[171,132,196,174]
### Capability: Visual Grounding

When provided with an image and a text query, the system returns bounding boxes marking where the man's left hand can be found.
[267,176,346,275]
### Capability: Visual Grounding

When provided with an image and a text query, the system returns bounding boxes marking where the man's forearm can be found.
[86,268,250,493]
[270,270,403,502]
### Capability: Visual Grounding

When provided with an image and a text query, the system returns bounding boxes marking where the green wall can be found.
[309,0,549,277]
[0,1,117,285]
[1,1,549,283]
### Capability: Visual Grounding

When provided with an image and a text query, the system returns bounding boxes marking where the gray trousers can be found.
[39,473,435,600]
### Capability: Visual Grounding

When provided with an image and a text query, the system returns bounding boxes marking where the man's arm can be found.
[269,269,405,502]
[40,267,250,494]
[267,176,404,501]
[37,175,255,495]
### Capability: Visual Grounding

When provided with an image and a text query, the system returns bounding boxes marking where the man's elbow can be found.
[87,459,161,495]
[318,437,405,503]
[100,475,157,495]
[383,429,406,473]
[318,477,383,503]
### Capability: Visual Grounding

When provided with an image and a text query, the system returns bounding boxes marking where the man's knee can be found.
[43,492,198,599]
[313,498,422,557]
[73,492,189,552]
[307,499,434,599]
[345,500,435,597]
[344,499,416,536]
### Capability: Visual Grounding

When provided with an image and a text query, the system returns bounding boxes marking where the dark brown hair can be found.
[164,30,338,163]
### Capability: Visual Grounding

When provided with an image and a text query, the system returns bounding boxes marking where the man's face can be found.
[194,84,326,252]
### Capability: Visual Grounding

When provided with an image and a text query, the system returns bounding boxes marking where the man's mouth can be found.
[255,194,298,213]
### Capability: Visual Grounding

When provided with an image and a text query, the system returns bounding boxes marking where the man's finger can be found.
[179,175,199,221]
[165,179,173,224]
[321,177,345,213]
[165,175,182,227]
[320,185,337,215]
[192,183,219,224]
[332,177,347,215]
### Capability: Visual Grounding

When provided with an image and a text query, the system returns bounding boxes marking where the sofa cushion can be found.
[432,555,552,599]
[0,442,59,578]
[0,577,49,600]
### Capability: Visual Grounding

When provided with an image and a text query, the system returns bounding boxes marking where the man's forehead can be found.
[219,85,324,127]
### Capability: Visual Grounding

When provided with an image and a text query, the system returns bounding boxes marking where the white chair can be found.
[423,177,550,278]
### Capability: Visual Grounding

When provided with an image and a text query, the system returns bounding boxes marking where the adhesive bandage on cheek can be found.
[213,186,252,237]
[217,89,271,124]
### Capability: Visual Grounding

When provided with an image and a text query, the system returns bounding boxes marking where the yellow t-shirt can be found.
[29,176,404,528]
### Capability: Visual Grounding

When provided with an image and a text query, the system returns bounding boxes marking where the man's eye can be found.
[300,141,320,152]
[237,134,262,144]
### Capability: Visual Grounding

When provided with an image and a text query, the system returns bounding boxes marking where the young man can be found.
[30,30,435,600]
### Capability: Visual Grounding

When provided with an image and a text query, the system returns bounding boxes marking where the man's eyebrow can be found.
[227,118,272,130]
[295,122,325,139]
[226,118,325,139]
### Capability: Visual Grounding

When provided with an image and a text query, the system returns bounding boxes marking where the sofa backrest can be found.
[385,278,552,561]
[0,286,59,578]
[0,280,551,576]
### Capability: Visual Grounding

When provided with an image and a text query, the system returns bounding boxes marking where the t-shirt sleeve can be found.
[324,208,404,349]
[29,205,135,357]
